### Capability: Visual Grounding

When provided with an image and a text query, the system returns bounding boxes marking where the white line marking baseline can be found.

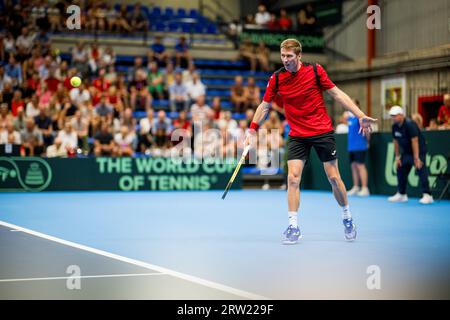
[0,220,269,300]
[0,273,165,283]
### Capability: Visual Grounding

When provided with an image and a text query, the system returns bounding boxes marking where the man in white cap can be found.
[388,105,433,204]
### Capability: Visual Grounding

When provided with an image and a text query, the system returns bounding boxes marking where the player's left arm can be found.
[326,86,377,136]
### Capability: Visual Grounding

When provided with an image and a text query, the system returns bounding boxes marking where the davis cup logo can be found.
[0,157,52,192]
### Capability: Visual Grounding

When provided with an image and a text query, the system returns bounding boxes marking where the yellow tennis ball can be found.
[70,76,82,87]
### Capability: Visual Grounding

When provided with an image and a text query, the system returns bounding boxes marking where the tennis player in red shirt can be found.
[244,39,377,244]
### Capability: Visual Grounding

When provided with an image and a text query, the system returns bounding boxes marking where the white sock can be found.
[288,211,298,227]
[342,205,352,220]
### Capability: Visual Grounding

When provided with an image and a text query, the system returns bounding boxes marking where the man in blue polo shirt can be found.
[388,105,433,204]
[347,102,370,196]
[148,35,169,67]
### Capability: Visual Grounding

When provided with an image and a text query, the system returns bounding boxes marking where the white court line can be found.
[0,273,164,283]
[0,220,269,300]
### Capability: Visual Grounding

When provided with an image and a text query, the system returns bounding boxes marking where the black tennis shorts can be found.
[287,130,337,162]
[349,150,367,164]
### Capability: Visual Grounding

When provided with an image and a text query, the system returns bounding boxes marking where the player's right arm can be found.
[244,71,278,148]
[244,101,271,149]
[252,101,271,127]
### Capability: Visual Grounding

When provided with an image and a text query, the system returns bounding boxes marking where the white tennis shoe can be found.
[347,186,359,196]
[419,194,434,204]
[357,187,370,197]
[388,192,408,202]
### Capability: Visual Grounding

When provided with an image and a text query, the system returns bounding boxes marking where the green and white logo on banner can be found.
[0,157,52,191]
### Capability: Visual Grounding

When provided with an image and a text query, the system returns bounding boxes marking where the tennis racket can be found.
[221,145,250,200]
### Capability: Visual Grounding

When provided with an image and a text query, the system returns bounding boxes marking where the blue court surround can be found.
[0,190,449,299]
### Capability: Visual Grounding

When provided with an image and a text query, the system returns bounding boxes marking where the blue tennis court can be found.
[1,190,449,299]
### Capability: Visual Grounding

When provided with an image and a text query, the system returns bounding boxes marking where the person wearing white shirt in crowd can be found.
[182,61,196,84]
[217,111,238,133]
[185,72,206,102]
[190,95,213,123]
[0,120,21,144]
[87,42,103,74]
[193,120,221,160]
[2,32,16,59]
[139,109,154,136]
[46,137,68,157]
[100,46,116,69]
[57,121,78,152]
[25,94,40,118]
[255,5,271,27]
[114,125,135,157]
[16,27,35,57]
[69,83,91,107]
[54,60,68,81]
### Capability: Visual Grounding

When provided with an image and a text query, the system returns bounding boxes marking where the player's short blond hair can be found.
[280,39,302,55]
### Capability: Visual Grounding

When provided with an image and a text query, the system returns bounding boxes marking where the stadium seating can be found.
[60,50,271,115]
[111,4,217,34]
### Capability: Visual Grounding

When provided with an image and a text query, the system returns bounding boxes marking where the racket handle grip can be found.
[243,145,251,157]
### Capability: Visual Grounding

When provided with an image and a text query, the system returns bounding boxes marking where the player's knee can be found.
[288,174,300,187]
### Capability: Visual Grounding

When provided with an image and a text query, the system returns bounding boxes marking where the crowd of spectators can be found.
[0,1,286,160]
[229,3,317,35]
[0,0,149,35]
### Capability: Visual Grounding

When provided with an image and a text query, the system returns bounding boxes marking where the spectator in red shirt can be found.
[92,68,110,92]
[88,42,101,74]
[63,68,78,91]
[278,9,293,30]
[11,90,25,117]
[211,96,222,120]
[437,93,450,127]
[173,110,191,130]
[27,72,40,91]
[172,110,192,152]
[244,39,376,244]
[267,13,279,31]
[45,72,61,93]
